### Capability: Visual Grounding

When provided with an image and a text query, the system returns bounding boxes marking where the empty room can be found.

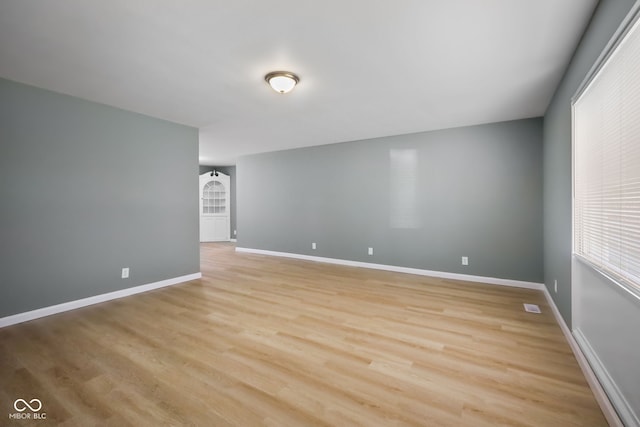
[1,1,639,426]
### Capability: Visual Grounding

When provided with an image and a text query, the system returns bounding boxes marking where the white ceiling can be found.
[0,0,598,165]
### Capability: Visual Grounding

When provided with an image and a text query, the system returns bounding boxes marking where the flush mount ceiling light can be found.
[265,71,299,94]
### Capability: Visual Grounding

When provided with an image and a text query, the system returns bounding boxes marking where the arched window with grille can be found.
[202,180,226,214]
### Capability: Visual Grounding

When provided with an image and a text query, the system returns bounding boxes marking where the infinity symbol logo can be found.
[14,398,42,412]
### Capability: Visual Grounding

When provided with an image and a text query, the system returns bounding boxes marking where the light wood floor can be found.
[1,243,606,426]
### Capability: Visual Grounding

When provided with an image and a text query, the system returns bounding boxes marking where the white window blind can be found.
[573,13,640,296]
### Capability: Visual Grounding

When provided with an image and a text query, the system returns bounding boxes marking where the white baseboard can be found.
[235,247,544,290]
[230,238,237,242]
[0,272,202,328]
[541,287,624,427]
[573,329,638,427]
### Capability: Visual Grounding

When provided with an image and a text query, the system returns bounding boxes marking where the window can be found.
[573,11,640,296]
[202,181,226,214]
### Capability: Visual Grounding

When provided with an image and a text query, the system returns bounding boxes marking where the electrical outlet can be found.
[312,242,316,250]
[368,247,374,256]
[461,256,469,266]
[233,229,237,236]
[121,268,129,279]
[554,279,558,293]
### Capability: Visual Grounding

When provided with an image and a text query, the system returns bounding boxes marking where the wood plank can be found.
[0,243,607,426]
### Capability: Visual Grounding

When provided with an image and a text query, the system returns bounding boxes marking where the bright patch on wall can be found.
[389,149,420,229]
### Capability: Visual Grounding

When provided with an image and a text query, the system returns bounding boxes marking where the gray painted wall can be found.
[573,259,640,424]
[543,0,636,327]
[199,165,237,238]
[543,0,639,424]
[238,118,543,283]
[0,78,200,318]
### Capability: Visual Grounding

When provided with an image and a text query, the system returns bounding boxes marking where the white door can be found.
[199,172,230,242]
